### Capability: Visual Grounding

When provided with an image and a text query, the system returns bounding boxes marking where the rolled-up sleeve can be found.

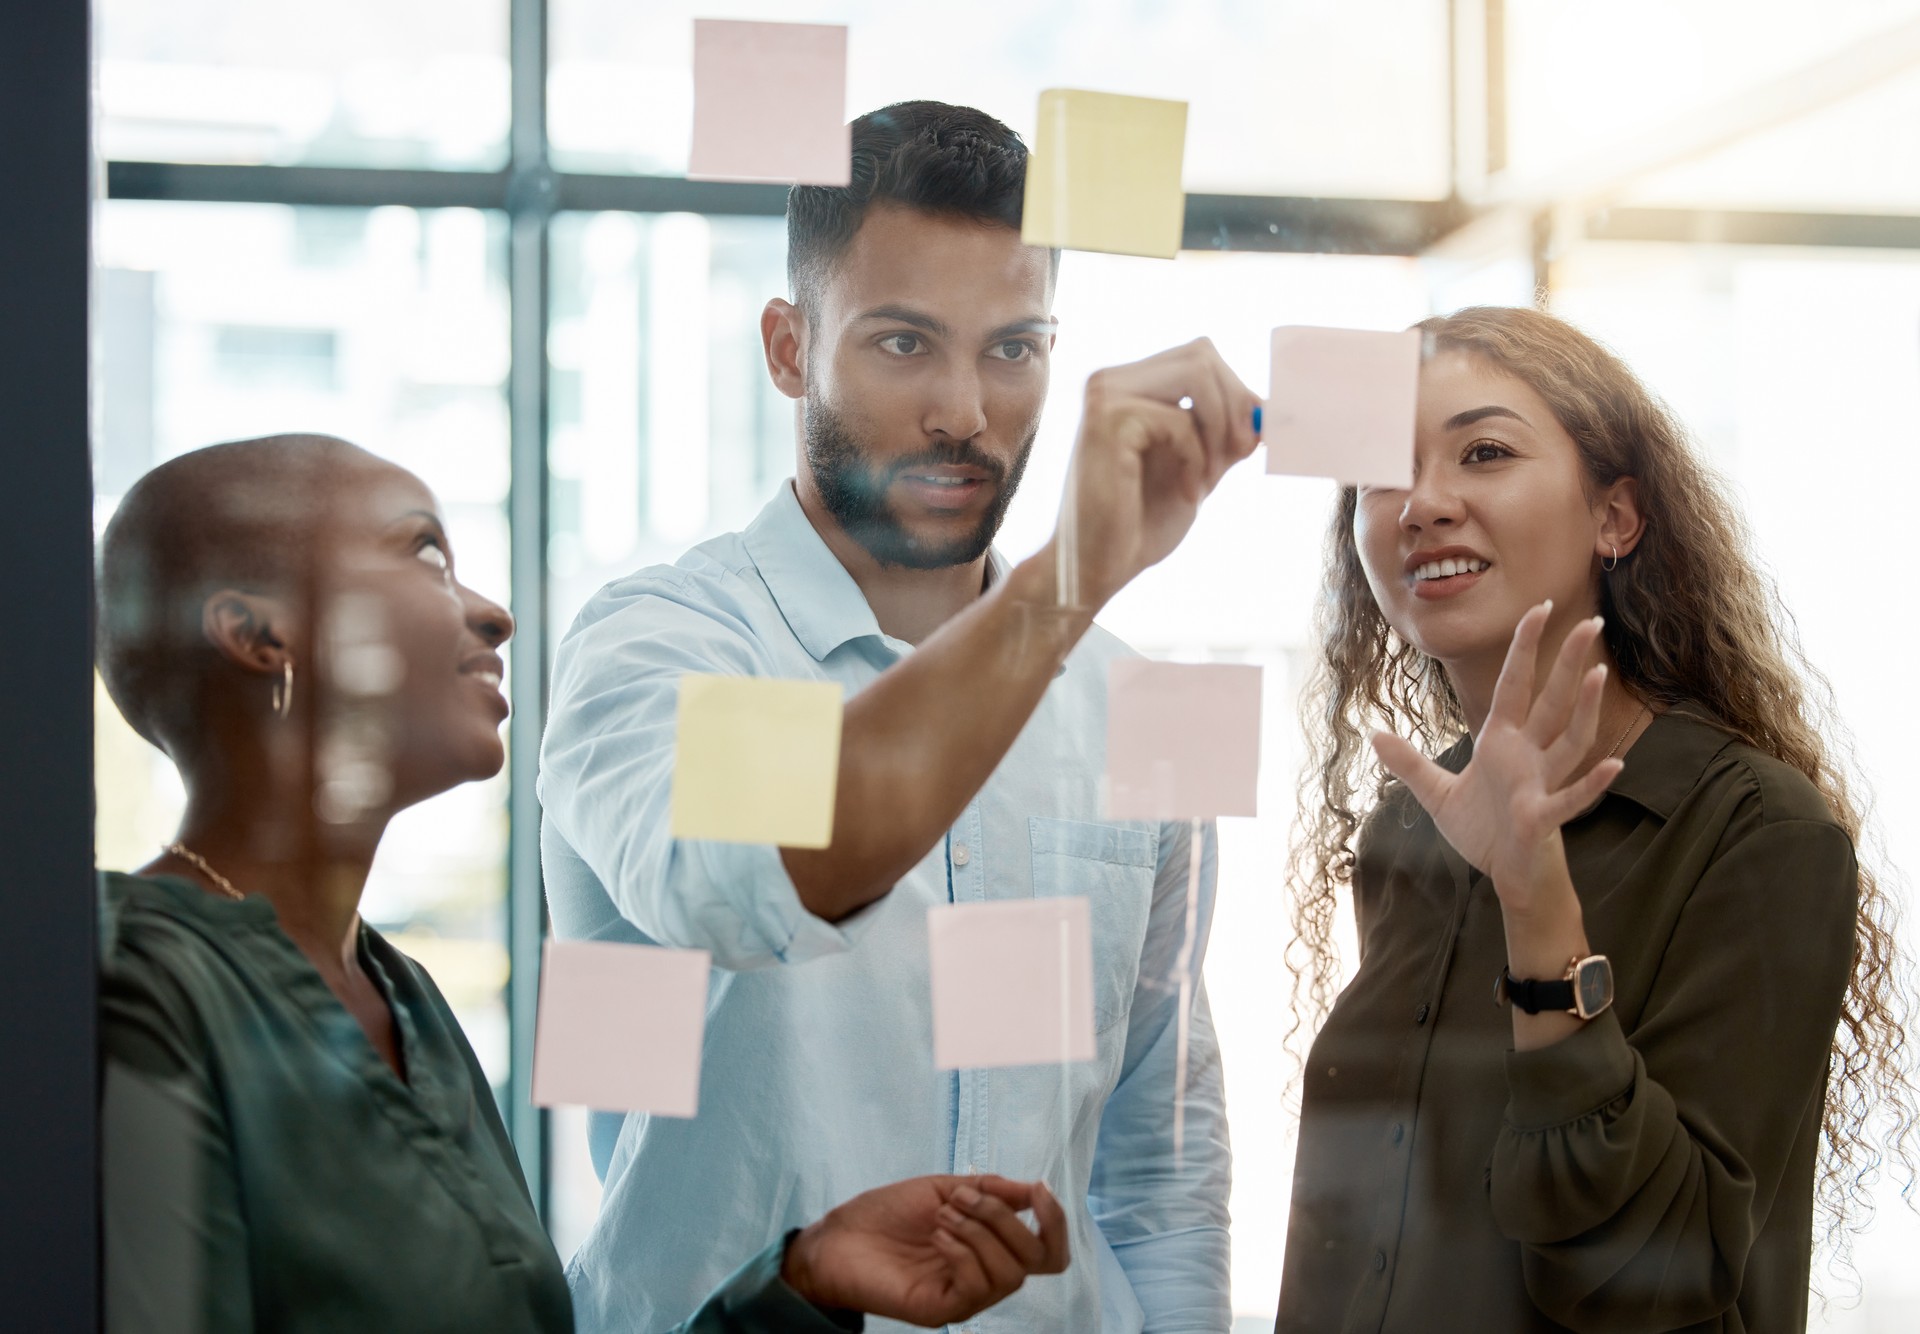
[1489,817,1857,1331]
[1089,817,1232,1332]
[539,575,867,971]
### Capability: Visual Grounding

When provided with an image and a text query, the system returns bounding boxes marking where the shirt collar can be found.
[1436,703,1738,822]
[741,481,1008,663]
[1603,705,1740,819]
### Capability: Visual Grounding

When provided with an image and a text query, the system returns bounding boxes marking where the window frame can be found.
[94,0,1920,1224]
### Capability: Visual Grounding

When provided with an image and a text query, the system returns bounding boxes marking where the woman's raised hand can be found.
[1369,603,1622,906]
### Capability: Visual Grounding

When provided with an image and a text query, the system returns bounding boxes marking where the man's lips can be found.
[895,469,992,511]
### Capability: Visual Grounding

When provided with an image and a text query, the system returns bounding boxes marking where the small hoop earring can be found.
[1603,543,1620,572]
[271,661,294,720]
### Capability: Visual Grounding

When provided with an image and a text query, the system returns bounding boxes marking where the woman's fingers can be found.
[1546,756,1624,825]
[1485,602,1552,728]
[1542,663,1609,784]
[1526,615,1606,744]
[1370,730,1451,814]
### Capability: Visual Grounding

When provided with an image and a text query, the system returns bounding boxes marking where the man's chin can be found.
[849,511,997,571]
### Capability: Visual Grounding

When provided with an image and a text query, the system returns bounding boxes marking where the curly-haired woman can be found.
[1275,306,1914,1332]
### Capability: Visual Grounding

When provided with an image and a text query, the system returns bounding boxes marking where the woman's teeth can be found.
[1413,557,1490,581]
[470,670,502,688]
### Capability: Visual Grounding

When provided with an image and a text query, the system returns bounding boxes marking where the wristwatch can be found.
[1495,954,1614,1019]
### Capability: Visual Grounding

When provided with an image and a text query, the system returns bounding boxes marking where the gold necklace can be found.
[1606,703,1651,760]
[163,842,247,902]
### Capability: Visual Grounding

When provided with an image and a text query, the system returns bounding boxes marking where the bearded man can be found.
[540,100,1254,1334]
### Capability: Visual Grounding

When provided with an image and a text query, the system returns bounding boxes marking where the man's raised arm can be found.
[783,338,1260,921]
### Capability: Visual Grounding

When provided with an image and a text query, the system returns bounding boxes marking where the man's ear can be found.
[200,590,292,676]
[1596,477,1646,560]
[762,298,808,401]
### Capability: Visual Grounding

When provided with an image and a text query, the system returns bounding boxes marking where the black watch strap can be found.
[1496,968,1575,1015]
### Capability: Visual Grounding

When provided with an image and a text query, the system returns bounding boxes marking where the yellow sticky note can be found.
[1021,89,1188,260]
[669,674,843,848]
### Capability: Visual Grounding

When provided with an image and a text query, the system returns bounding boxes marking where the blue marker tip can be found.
[1252,405,1263,436]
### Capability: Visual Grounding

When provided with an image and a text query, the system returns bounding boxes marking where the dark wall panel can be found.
[0,2,97,1329]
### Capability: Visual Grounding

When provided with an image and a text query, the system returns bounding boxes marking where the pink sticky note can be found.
[1105,660,1263,821]
[532,939,710,1117]
[1265,326,1421,488]
[689,19,850,185]
[927,899,1096,1070]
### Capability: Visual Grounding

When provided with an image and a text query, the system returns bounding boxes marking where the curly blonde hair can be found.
[1288,304,1916,1264]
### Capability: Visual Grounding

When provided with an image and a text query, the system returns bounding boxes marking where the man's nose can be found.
[925,364,989,442]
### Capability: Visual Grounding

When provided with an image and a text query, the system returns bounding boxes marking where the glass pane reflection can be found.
[99,0,510,168]
[548,0,1451,198]
[94,199,514,1087]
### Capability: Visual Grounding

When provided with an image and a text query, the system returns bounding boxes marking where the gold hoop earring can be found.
[271,661,294,720]
[1603,543,1620,572]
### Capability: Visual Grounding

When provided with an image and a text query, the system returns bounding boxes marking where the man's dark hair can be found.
[786,100,1056,310]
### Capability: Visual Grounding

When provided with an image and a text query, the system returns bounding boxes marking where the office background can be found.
[8,1,1920,1327]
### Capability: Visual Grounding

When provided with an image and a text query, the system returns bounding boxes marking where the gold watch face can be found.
[1574,956,1614,1019]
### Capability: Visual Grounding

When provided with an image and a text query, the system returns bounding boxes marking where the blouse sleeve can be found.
[662,1234,862,1333]
[1487,817,1857,1331]
[101,951,255,1334]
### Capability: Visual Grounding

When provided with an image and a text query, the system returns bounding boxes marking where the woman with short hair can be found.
[97,434,1066,1334]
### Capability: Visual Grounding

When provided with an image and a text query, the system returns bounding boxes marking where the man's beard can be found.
[803,395,1035,570]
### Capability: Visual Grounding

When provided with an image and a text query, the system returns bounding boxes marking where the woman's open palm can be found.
[1370,604,1622,898]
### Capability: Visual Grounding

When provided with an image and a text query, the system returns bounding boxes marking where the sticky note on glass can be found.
[1105,660,1263,821]
[1021,89,1188,259]
[1265,326,1421,488]
[928,898,1097,1070]
[689,19,850,185]
[669,674,843,848]
[532,939,710,1117]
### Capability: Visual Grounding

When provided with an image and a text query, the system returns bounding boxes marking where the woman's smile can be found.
[1405,545,1494,601]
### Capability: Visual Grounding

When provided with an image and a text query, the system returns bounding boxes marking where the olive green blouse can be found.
[100,872,863,1334]
[1276,709,1857,1333]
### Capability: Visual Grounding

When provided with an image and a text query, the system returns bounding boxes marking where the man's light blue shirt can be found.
[538,482,1231,1333]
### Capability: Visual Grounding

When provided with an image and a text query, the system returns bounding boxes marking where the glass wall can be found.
[548,0,1452,198]
[91,0,1920,1326]
[93,199,516,1084]
[100,0,510,168]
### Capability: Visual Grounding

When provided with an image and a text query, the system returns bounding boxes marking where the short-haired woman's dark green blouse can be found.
[100,873,863,1334]
[1277,708,1857,1333]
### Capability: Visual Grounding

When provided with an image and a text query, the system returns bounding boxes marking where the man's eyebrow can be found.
[1443,405,1530,431]
[855,305,951,338]
[987,318,1059,340]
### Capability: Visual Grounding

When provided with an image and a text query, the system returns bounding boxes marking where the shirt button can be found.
[1414,1002,1430,1025]
[1391,1123,1404,1144]
[951,842,971,867]
[1373,1250,1387,1272]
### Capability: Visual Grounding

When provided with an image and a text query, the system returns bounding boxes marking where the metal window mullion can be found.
[504,0,554,1216]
